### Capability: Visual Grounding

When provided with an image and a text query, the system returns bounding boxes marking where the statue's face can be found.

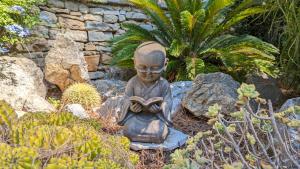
[134,51,165,83]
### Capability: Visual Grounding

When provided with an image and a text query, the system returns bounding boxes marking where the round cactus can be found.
[0,100,17,129]
[62,83,101,110]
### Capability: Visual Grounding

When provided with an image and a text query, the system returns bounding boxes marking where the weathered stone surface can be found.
[84,42,97,51]
[92,79,126,100]
[32,26,49,38]
[104,14,118,23]
[279,97,300,149]
[0,56,55,114]
[97,65,135,81]
[79,4,89,13]
[84,55,100,71]
[130,128,188,151]
[101,53,113,64]
[84,51,99,56]
[89,8,105,15]
[49,28,61,39]
[57,14,84,21]
[65,1,79,11]
[182,72,240,117]
[18,38,49,52]
[126,12,147,21]
[70,12,82,16]
[170,81,192,115]
[47,0,64,8]
[246,74,283,105]
[89,71,105,80]
[88,31,113,42]
[65,104,89,119]
[65,30,87,42]
[51,7,70,14]
[96,45,111,52]
[83,14,102,21]
[118,14,126,22]
[58,17,85,30]
[85,21,110,31]
[139,24,153,31]
[40,11,57,25]
[108,23,120,31]
[45,34,89,91]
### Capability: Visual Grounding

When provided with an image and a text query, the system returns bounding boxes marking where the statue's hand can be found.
[130,103,142,113]
[149,104,161,114]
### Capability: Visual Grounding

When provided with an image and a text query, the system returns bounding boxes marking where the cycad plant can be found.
[111,0,279,81]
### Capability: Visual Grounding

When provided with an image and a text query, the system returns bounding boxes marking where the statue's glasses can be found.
[135,65,165,74]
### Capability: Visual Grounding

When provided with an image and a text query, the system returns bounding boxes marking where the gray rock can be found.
[47,0,64,8]
[170,81,192,115]
[89,8,106,15]
[246,74,283,104]
[279,97,300,149]
[39,11,57,25]
[88,31,113,42]
[108,23,120,31]
[96,45,112,52]
[32,26,49,38]
[182,72,240,117]
[83,14,102,21]
[49,28,62,39]
[89,71,105,80]
[92,79,126,100]
[0,56,55,114]
[139,24,153,31]
[130,128,188,151]
[51,7,70,14]
[65,1,79,11]
[108,0,130,5]
[79,4,89,13]
[104,14,118,23]
[65,104,89,119]
[126,12,147,21]
[85,21,110,31]
[118,14,126,22]
[65,30,87,42]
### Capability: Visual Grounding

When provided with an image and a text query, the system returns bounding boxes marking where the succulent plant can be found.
[0,100,17,129]
[62,83,101,110]
[0,143,41,168]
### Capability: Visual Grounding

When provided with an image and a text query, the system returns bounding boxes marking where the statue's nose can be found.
[146,67,151,75]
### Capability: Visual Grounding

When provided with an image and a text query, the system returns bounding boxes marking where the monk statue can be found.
[118,41,173,144]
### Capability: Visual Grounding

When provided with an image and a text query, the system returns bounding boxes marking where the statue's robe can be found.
[118,75,173,143]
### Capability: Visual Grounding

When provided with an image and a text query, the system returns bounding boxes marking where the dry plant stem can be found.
[267,100,300,168]
[267,132,280,166]
[218,115,251,169]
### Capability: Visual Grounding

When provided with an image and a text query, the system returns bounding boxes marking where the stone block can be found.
[139,24,153,31]
[85,55,100,71]
[79,4,89,13]
[75,42,85,51]
[118,14,126,22]
[90,8,105,15]
[65,30,88,42]
[58,17,85,30]
[32,26,49,38]
[85,43,97,51]
[57,14,84,21]
[39,11,57,26]
[108,23,120,31]
[51,7,70,14]
[89,71,105,80]
[103,10,120,15]
[85,21,110,31]
[84,51,99,56]
[47,0,64,8]
[120,10,126,15]
[65,1,79,11]
[88,31,113,42]
[96,45,111,52]
[22,52,44,60]
[70,12,82,16]
[104,14,118,23]
[101,53,113,64]
[49,28,61,39]
[126,12,147,21]
[83,14,102,22]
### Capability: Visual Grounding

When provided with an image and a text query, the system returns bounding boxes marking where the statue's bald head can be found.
[134,41,166,67]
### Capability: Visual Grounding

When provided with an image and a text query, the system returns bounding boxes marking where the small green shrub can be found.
[165,84,300,169]
[0,102,139,169]
[62,83,102,110]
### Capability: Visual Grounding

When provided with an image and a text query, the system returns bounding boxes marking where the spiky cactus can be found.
[62,83,101,110]
[0,100,17,129]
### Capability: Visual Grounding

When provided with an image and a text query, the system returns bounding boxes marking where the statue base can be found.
[129,128,188,151]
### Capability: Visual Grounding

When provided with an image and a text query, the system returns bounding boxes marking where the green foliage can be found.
[111,0,279,81]
[0,102,138,169]
[164,84,300,168]
[0,0,44,52]
[62,83,102,110]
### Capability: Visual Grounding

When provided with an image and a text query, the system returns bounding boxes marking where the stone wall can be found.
[16,0,154,81]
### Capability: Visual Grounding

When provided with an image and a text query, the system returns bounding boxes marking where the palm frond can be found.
[185,57,205,79]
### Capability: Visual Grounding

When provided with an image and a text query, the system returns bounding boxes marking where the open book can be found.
[130,96,163,109]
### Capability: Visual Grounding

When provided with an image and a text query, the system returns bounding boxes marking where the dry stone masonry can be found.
[16,0,154,81]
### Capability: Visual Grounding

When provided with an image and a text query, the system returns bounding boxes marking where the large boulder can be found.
[45,34,89,91]
[0,56,55,116]
[170,81,192,116]
[92,79,126,101]
[182,72,240,117]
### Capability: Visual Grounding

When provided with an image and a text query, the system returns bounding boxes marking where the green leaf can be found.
[185,57,205,79]
[169,40,186,57]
